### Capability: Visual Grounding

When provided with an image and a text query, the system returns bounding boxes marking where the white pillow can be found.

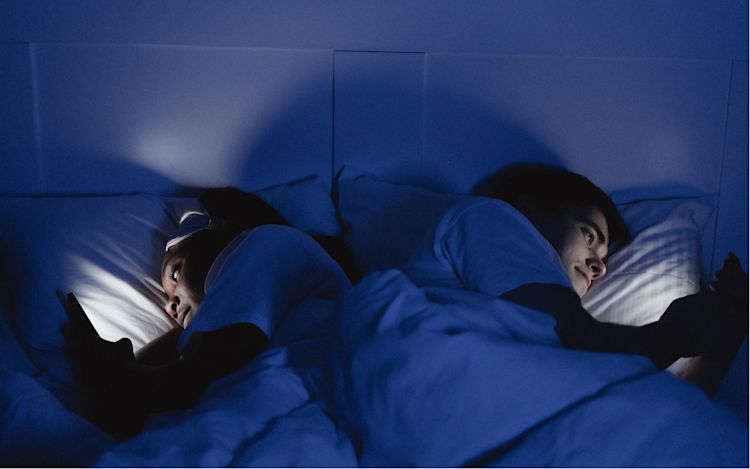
[0,175,340,363]
[582,198,713,325]
[337,168,466,275]
[337,170,713,327]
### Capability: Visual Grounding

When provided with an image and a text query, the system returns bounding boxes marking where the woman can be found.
[66,187,357,439]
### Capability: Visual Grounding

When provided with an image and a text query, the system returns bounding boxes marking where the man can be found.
[493,165,747,377]
[405,164,747,373]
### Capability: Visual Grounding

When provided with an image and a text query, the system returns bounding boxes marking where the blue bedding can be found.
[330,269,747,466]
[1,225,358,467]
[96,226,357,466]
[1,213,747,466]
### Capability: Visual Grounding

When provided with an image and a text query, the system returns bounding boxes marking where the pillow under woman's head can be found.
[0,175,340,368]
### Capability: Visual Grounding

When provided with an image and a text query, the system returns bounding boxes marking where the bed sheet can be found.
[98,226,357,466]
[1,301,357,467]
[98,308,357,467]
[329,269,748,467]
[0,225,357,467]
[0,370,114,466]
[2,199,746,466]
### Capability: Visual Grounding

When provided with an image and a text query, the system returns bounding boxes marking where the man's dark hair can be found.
[489,164,631,251]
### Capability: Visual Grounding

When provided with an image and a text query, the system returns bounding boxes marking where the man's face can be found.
[529,203,609,297]
[161,234,214,328]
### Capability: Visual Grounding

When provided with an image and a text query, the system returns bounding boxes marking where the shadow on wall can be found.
[249,76,708,199]
[30,71,695,198]
[224,77,335,196]
[171,74,569,196]
[328,73,566,195]
[38,150,183,196]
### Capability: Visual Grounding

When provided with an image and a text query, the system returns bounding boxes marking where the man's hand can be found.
[710,252,749,313]
[659,253,748,361]
[668,254,749,394]
[659,292,735,359]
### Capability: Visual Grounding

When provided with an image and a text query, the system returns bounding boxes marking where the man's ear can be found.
[513,193,539,217]
[513,194,551,238]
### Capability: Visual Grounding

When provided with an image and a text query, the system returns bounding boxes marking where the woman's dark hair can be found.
[199,187,360,282]
[489,164,631,251]
[199,187,290,238]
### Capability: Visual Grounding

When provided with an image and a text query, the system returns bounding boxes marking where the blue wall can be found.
[0,0,747,420]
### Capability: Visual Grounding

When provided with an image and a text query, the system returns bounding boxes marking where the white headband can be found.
[165,211,212,252]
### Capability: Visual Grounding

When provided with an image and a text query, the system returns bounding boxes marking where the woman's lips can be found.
[178,306,192,327]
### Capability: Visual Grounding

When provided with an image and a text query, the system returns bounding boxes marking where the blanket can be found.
[329,269,748,466]
[328,199,747,466]
[1,225,358,467]
[98,225,356,466]
[1,203,746,466]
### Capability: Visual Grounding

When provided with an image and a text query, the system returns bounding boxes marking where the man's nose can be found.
[588,256,607,279]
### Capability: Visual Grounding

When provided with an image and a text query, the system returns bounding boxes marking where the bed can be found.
[0,168,747,466]
[1,3,748,465]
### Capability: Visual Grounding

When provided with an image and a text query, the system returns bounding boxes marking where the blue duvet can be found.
[329,269,747,466]
[1,211,746,466]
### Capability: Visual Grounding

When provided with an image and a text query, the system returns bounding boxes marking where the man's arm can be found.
[501,283,674,367]
[672,351,744,397]
[501,282,745,370]
[673,253,749,394]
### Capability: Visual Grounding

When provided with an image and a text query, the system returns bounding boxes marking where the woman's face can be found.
[161,231,221,328]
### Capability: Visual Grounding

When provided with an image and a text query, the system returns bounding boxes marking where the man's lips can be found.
[575,267,591,290]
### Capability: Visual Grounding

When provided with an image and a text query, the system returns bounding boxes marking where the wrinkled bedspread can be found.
[2,222,747,466]
[98,300,357,467]
[1,226,359,467]
[329,269,748,467]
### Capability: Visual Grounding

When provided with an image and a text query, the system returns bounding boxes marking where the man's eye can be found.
[582,229,594,244]
[170,265,181,282]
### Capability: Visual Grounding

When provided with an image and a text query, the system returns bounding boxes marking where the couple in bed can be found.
[66,164,748,439]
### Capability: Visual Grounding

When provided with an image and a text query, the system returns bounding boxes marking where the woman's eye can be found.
[170,265,181,282]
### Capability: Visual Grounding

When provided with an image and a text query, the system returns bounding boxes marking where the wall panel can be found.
[422,54,732,197]
[713,61,749,270]
[35,43,333,194]
[0,43,41,194]
[333,51,425,185]
[2,1,746,60]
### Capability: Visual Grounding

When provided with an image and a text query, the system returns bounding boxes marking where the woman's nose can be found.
[588,257,607,279]
[165,295,180,317]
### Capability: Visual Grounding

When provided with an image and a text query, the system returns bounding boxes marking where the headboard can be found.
[1,1,747,275]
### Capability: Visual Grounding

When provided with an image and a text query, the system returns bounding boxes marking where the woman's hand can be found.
[64,293,148,438]
[65,293,136,384]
